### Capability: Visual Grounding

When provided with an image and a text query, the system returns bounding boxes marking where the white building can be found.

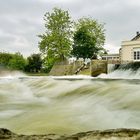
[101,54,119,61]
[120,32,140,63]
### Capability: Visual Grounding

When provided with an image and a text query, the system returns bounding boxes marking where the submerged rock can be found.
[0,128,16,139]
[1,128,140,140]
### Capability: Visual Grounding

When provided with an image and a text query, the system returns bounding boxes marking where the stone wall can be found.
[91,60,107,77]
[49,60,115,77]
[49,60,84,76]
[49,63,73,76]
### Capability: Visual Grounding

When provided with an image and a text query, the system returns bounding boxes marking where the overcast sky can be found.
[0,0,140,57]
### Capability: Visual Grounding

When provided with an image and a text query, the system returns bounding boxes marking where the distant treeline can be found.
[0,52,43,73]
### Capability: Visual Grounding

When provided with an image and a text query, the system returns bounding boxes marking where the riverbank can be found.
[1,128,140,140]
[25,72,49,76]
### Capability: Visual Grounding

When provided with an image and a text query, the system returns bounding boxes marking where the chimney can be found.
[136,31,139,35]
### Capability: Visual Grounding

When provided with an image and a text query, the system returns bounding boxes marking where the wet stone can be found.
[1,128,140,140]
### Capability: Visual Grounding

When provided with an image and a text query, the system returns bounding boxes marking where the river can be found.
[0,70,140,135]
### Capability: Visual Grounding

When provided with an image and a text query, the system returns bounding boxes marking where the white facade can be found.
[121,32,140,63]
[101,54,119,61]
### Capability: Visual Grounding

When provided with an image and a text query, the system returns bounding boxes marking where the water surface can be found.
[0,70,140,135]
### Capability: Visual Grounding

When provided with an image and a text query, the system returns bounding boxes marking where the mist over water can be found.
[0,70,140,135]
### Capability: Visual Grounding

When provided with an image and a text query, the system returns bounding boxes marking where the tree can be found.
[72,18,105,59]
[38,7,73,70]
[41,56,55,73]
[0,52,13,66]
[25,54,42,72]
[8,52,26,70]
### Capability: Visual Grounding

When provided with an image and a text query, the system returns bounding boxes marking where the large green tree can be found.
[72,18,105,59]
[38,8,73,70]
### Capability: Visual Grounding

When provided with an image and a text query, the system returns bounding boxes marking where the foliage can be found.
[0,52,44,73]
[0,52,26,70]
[38,7,73,69]
[0,52,13,66]
[8,53,27,70]
[25,54,42,72]
[41,56,55,73]
[72,17,105,59]
[72,26,96,59]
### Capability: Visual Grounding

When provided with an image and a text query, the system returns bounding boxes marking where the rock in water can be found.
[1,128,140,140]
[0,128,16,139]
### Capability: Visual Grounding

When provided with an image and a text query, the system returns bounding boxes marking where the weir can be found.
[0,70,140,135]
[49,60,120,76]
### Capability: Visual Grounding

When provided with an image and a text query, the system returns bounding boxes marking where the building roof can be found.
[101,53,119,57]
[131,32,140,41]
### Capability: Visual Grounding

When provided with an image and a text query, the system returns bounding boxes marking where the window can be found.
[134,51,140,60]
[102,57,106,60]
[137,51,140,59]
[134,51,137,60]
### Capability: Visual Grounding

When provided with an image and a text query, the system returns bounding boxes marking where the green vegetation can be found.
[38,8,73,72]
[0,52,26,70]
[8,53,26,70]
[38,8,106,72]
[25,54,42,72]
[0,52,43,74]
[0,52,13,66]
[72,18,105,59]
[25,72,48,76]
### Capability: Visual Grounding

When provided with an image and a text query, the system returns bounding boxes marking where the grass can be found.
[25,72,49,76]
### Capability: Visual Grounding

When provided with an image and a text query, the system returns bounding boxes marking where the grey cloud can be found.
[0,0,140,56]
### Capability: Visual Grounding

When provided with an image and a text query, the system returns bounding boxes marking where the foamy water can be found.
[98,69,140,79]
[0,70,140,135]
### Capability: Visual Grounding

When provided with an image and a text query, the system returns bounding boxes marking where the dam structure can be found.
[49,59,120,76]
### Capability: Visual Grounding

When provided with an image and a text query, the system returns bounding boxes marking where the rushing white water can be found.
[98,69,140,79]
[0,70,140,135]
